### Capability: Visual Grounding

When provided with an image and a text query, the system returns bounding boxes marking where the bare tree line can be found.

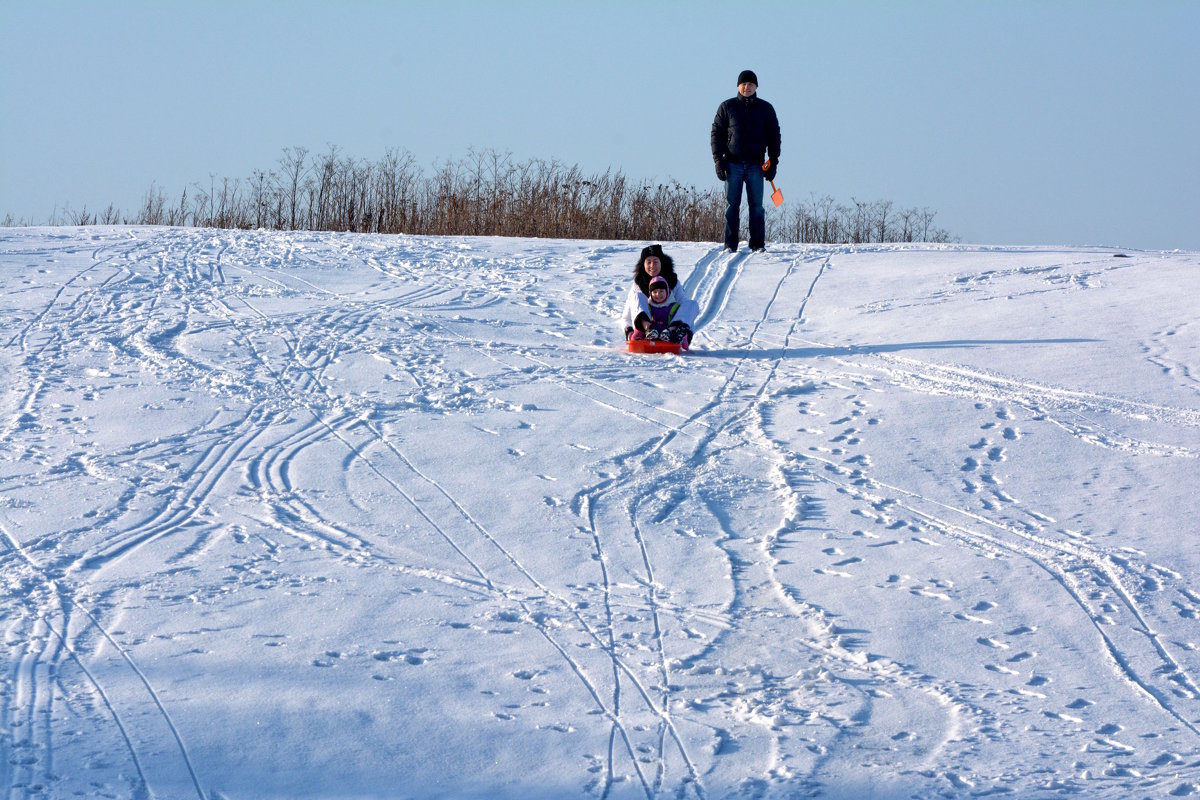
[769,194,953,245]
[6,146,955,244]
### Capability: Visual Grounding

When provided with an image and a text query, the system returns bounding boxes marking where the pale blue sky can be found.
[3,0,1198,249]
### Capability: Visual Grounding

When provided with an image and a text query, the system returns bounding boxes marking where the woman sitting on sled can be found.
[621,244,698,349]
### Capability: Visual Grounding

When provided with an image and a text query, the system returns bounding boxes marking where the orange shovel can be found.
[762,161,784,206]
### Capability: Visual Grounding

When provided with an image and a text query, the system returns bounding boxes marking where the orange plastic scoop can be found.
[762,161,784,206]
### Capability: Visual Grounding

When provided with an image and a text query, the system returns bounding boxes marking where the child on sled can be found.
[629,276,694,348]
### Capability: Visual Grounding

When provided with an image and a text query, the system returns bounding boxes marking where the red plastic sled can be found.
[627,339,684,355]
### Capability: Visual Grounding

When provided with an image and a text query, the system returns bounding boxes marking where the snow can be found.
[2,225,1199,799]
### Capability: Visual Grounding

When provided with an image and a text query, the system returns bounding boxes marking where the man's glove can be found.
[715,161,728,181]
[763,158,778,182]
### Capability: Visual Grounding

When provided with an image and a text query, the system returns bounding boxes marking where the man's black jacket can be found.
[711,94,781,167]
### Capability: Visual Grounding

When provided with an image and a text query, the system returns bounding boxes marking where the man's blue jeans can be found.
[724,161,765,251]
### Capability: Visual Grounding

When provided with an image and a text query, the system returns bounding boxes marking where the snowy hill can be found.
[2,226,1199,799]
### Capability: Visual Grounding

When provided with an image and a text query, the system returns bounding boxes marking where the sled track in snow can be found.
[1,233,224,799]
[2,519,207,800]
[81,404,278,570]
[685,248,745,334]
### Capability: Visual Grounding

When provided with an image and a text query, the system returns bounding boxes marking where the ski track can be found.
[2,228,1199,798]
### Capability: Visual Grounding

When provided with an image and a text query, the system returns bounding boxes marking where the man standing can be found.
[711,69,781,252]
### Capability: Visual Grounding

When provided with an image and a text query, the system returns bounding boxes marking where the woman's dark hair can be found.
[632,244,678,296]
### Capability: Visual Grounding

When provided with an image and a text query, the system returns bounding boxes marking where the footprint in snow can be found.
[1149,752,1184,767]
[373,648,429,665]
[992,489,1017,504]
[985,664,1020,675]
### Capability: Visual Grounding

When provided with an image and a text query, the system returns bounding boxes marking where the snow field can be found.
[2,226,1199,798]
